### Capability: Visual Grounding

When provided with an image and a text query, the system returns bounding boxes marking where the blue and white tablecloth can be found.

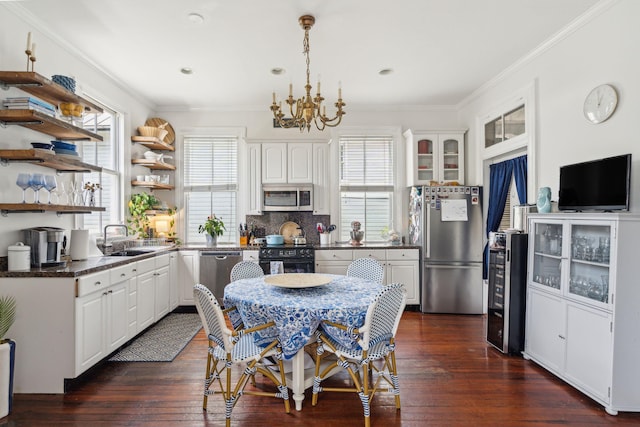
[223,274,382,359]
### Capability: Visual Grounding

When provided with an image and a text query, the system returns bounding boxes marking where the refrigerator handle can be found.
[425,201,430,258]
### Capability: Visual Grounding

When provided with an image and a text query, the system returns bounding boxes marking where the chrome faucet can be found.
[103,224,128,251]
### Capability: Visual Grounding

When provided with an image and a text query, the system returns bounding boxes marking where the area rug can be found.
[108,313,202,362]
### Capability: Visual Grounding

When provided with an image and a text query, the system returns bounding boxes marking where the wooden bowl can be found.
[137,126,169,140]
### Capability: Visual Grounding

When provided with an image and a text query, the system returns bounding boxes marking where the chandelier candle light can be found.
[270,15,345,132]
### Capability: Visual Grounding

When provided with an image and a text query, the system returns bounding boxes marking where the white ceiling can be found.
[13,0,600,111]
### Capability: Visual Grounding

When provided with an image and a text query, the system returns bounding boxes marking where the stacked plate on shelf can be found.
[51,140,79,157]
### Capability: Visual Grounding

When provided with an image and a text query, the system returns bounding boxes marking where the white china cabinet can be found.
[524,213,640,415]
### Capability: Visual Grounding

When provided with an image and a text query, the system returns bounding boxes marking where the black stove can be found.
[258,244,315,274]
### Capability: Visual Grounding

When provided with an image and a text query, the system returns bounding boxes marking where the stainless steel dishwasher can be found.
[199,250,242,301]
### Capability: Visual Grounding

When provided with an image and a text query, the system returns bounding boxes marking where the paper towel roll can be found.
[70,229,89,261]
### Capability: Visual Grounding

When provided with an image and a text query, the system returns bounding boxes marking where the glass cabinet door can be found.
[568,224,612,305]
[440,138,460,182]
[416,138,435,182]
[531,222,564,290]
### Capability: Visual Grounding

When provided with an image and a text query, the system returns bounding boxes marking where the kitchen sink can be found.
[108,249,150,257]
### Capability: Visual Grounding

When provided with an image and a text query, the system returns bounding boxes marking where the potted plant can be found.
[198,215,226,246]
[0,295,16,418]
[127,192,160,238]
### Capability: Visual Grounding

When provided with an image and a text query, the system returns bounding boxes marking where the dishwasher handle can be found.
[201,251,242,259]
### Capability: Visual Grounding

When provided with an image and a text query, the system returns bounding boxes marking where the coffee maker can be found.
[23,227,66,267]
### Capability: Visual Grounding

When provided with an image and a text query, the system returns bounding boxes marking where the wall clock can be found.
[583,84,618,124]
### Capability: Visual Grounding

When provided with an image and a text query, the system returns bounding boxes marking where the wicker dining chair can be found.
[347,257,385,284]
[312,283,407,427]
[230,261,264,281]
[193,284,290,427]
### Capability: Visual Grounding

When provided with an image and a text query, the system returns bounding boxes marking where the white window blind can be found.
[184,136,238,244]
[339,135,394,242]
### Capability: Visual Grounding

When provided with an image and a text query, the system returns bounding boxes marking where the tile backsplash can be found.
[246,212,330,245]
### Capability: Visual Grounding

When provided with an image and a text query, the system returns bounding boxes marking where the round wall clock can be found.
[583,84,618,124]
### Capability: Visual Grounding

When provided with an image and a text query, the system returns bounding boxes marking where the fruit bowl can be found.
[59,102,84,118]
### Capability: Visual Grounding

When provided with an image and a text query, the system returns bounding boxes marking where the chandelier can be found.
[270,15,346,132]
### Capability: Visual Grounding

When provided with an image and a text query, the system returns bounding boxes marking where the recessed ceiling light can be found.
[180,67,194,75]
[378,68,394,76]
[187,13,204,24]
[271,68,286,76]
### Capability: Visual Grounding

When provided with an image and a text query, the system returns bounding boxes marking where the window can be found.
[183,135,238,244]
[77,105,122,234]
[339,135,394,242]
[485,105,525,148]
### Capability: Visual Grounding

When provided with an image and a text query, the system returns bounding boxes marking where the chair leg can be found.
[388,350,401,409]
[203,349,213,410]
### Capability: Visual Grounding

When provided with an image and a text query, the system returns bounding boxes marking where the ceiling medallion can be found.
[270,15,346,132]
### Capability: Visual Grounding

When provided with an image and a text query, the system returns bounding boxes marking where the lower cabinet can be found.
[137,258,156,332]
[154,254,170,320]
[315,248,420,305]
[179,250,200,305]
[75,270,128,375]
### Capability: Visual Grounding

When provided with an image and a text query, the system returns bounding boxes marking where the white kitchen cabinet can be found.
[386,249,420,305]
[404,129,465,186]
[136,257,156,332]
[110,262,139,340]
[169,252,179,310]
[179,250,200,305]
[262,143,288,183]
[247,143,262,214]
[313,142,330,215]
[315,248,420,305]
[524,213,640,415]
[262,142,313,184]
[75,270,128,375]
[154,254,171,320]
[315,249,353,276]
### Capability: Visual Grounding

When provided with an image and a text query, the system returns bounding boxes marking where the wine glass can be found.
[16,173,31,203]
[73,180,84,206]
[29,173,45,203]
[44,175,57,204]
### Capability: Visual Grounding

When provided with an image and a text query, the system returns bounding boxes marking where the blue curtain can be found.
[483,157,526,279]
[512,155,528,204]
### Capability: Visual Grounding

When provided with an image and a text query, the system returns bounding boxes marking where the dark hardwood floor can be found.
[6,311,640,426]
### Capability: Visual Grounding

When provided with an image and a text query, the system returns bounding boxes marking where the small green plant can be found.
[198,214,226,237]
[127,192,160,238]
[0,295,17,342]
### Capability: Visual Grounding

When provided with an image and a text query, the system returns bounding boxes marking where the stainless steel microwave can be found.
[263,185,313,211]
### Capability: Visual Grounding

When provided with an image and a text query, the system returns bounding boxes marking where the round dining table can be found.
[223,273,382,410]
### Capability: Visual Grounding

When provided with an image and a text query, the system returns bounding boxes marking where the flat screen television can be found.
[558,154,631,211]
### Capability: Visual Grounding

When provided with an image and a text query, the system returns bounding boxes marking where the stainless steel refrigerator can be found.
[409,186,484,314]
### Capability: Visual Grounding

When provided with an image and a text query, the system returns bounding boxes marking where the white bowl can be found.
[143,151,163,161]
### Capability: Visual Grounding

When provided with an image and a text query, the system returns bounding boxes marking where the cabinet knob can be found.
[95,281,101,286]
[558,335,566,340]
[121,273,126,277]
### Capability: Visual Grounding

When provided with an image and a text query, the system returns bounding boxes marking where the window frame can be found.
[335,129,399,242]
[181,128,243,245]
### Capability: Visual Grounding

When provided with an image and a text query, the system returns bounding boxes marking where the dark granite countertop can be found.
[0,243,420,278]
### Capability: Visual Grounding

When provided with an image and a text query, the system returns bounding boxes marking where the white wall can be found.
[458,0,640,211]
[0,6,153,255]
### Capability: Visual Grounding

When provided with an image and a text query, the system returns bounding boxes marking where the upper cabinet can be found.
[0,71,103,141]
[404,129,465,186]
[262,143,312,184]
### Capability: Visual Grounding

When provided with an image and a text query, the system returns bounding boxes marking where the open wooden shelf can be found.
[131,159,176,170]
[130,181,174,190]
[0,203,106,216]
[0,149,102,172]
[131,136,174,151]
[0,109,103,141]
[0,71,103,114]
